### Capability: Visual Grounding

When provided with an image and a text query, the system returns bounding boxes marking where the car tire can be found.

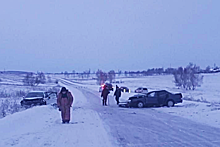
[167,100,174,107]
[137,101,144,108]
[20,101,23,106]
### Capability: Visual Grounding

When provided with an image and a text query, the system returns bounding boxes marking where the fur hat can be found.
[61,87,67,92]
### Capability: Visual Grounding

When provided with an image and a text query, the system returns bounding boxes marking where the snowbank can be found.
[0,87,113,147]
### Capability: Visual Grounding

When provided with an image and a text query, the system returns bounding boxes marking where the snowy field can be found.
[0,73,60,118]
[63,73,220,129]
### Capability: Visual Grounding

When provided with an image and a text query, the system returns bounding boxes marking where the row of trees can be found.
[63,70,91,79]
[21,63,217,90]
[60,64,219,80]
[94,63,207,90]
[23,72,46,86]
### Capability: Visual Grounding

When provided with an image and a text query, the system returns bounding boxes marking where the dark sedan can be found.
[122,90,182,108]
[120,86,130,92]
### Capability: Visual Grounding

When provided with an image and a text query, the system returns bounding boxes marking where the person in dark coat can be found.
[101,85,110,106]
[114,85,121,105]
[57,87,74,124]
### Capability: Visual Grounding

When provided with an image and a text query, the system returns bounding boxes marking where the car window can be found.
[26,92,44,98]
[148,92,155,97]
[143,88,148,90]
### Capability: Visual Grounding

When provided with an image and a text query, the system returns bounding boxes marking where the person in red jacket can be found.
[57,87,74,124]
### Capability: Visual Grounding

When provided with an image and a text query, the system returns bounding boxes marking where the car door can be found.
[157,91,168,105]
[45,92,57,104]
[146,92,158,105]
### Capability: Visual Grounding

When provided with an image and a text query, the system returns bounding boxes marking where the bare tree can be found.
[108,70,116,83]
[173,63,203,90]
[96,70,107,85]
[72,70,76,78]
[0,100,9,118]
[23,72,46,86]
[35,72,46,85]
[23,73,36,86]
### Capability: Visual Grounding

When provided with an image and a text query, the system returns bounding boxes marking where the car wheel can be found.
[167,100,174,107]
[137,102,144,108]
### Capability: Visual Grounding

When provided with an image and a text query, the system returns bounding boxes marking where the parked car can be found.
[20,91,57,107]
[121,90,182,108]
[135,87,148,94]
[120,86,130,92]
[99,83,114,92]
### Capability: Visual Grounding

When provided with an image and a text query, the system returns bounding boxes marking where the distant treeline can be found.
[57,64,220,78]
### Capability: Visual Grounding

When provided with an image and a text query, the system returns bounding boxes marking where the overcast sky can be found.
[0,0,220,73]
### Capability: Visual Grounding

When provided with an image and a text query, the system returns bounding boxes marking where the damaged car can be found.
[20,91,57,107]
[119,90,182,108]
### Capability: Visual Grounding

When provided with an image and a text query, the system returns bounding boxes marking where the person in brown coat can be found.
[57,87,74,124]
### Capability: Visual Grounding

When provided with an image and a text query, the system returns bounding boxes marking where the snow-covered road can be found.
[82,89,220,147]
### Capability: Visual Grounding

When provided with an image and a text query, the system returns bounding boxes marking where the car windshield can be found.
[25,92,44,98]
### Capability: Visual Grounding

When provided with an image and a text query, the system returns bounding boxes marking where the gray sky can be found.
[1,0,220,73]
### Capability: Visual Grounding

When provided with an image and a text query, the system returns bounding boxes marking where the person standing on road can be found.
[114,85,121,105]
[57,87,74,124]
[101,85,110,106]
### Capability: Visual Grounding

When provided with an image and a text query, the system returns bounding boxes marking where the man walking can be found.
[57,87,74,123]
[114,85,121,105]
[101,85,110,106]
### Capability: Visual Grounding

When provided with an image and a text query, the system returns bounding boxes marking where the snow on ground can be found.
[0,74,60,118]
[0,73,24,85]
[1,72,220,146]
[63,73,220,129]
[152,101,220,129]
[63,73,220,103]
[0,86,113,147]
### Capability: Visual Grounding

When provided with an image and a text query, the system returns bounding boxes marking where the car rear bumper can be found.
[175,99,183,104]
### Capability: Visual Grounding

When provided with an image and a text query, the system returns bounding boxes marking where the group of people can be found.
[57,85,121,123]
[101,85,121,106]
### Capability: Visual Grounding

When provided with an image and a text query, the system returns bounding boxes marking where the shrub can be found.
[173,63,204,90]
[0,99,22,118]
[96,70,107,85]
[23,72,46,86]
[23,73,36,86]
[0,100,10,118]
[0,90,27,98]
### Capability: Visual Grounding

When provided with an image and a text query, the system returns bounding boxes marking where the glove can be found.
[58,107,61,111]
